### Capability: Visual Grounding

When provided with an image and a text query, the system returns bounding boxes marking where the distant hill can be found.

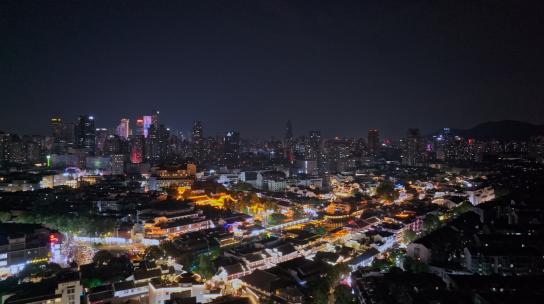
[448,120,544,141]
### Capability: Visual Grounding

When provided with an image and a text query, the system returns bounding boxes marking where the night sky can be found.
[1,0,544,139]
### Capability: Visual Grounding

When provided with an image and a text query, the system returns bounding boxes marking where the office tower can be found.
[76,115,96,154]
[223,130,240,161]
[115,118,130,139]
[61,123,76,146]
[284,120,295,162]
[129,135,145,164]
[110,154,125,175]
[367,129,380,156]
[95,128,109,155]
[308,130,322,160]
[135,114,153,138]
[51,117,66,153]
[402,128,424,166]
[51,117,63,142]
[135,117,145,136]
[192,121,204,161]
[147,124,169,164]
[151,109,160,126]
[192,121,203,143]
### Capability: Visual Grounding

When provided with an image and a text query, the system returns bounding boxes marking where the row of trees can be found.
[2,211,117,235]
[309,262,354,304]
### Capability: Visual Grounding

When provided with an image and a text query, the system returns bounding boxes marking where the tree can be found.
[453,201,473,216]
[423,214,441,232]
[291,204,305,219]
[403,256,429,273]
[82,278,103,289]
[371,258,392,271]
[194,254,216,280]
[144,245,165,261]
[19,262,61,280]
[309,280,329,304]
[334,284,356,304]
[403,229,417,244]
[327,263,351,287]
[376,180,399,201]
[92,250,114,266]
[268,213,287,225]
[232,182,253,192]
[0,211,11,222]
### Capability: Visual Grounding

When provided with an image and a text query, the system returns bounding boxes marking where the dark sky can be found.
[1,0,544,139]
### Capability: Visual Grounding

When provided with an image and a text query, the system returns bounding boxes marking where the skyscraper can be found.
[367,129,380,156]
[129,135,145,164]
[192,121,204,161]
[402,128,424,166]
[115,118,130,139]
[223,130,240,162]
[284,120,295,162]
[76,115,96,154]
[51,117,63,142]
[95,128,109,155]
[308,130,322,160]
[143,116,152,138]
[135,117,145,136]
[147,124,169,164]
[151,109,160,126]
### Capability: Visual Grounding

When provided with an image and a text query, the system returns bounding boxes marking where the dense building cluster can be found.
[1,116,544,303]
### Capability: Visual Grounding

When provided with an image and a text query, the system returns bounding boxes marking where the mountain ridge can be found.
[444,120,544,141]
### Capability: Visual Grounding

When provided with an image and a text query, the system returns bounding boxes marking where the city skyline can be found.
[2,111,543,141]
[3,1,544,303]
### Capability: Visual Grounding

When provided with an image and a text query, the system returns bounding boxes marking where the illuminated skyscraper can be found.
[151,109,160,126]
[223,130,240,161]
[143,116,152,138]
[308,130,322,160]
[192,121,204,161]
[135,117,145,136]
[401,128,424,166]
[95,128,109,155]
[115,118,130,139]
[284,120,295,162]
[76,115,96,154]
[51,117,63,142]
[147,124,169,164]
[130,135,145,164]
[367,129,380,156]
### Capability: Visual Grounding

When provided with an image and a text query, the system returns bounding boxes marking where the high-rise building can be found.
[284,120,295,162]
[223,130,240,161]
[192,121,204,161]
[135,117,145,136]
[367,129,380,156]
[51,117,63,142]
[192,121,203,143]
[115,118,130,139]
[143,116,153,138]
[95,128,109,155]
[151,109,160,126]
[308,130,322,160]
[147,124,169,164]
[402,128,424,166]
[129,135,145,164]
[76,115,96,154]
[61,123,75,146]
